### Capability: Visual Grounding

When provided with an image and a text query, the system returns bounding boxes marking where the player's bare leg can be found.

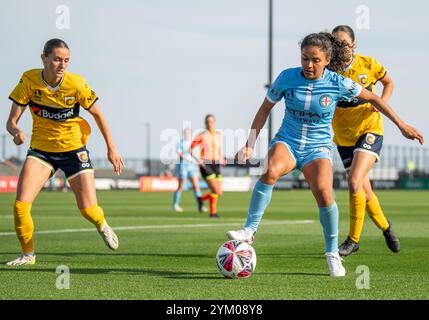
[227,143,295,244]
[173,178,185,212]
[69,171,118,250]
[189,175,207,212]
[6,158,52,266]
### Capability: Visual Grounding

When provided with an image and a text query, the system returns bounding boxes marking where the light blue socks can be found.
[245,180,274,232]
[173,191,181,207]
[319,202,339,253]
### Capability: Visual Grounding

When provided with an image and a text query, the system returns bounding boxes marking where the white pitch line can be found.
[0,220,314,236]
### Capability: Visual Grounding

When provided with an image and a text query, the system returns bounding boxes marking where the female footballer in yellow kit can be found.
[331,25,400,256]
[6,39,124,266]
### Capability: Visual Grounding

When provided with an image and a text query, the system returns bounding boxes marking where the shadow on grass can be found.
[0,267,327,278]
[0,252,328,278]
[1,251,325,260]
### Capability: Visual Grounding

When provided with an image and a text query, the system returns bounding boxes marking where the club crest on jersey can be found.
[33,90,43,101]
[365,133,376,145]
[64,96,76,106]
[319,95,332,107]
[358,74,369,85]
[77,151,89,163]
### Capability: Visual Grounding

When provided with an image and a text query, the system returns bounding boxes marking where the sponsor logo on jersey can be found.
[77,151,89,163]
[358,74,369,85]
[319,95,332,107]
[86,88,97,105]
[365,133,376,145]
[30,103,79,122]
[287,108,331,124]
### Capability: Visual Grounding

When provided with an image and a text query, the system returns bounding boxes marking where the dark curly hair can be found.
[300,32,349,73]
[332,25,355,42]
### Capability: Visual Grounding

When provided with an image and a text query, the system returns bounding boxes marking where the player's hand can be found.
[399,123,424,145]
[108,146,125,175]
[13,131,25,145]
[235,146,253,164]
[221,157,227,166]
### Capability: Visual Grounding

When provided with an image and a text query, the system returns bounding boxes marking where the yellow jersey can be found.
[332,54,387,146]
[9,69,98,152]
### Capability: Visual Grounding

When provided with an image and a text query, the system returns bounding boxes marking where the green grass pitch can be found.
[0,190,428,299]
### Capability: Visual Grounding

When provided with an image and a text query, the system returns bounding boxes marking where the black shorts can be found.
[200,164,222,180]
[27,146,94,179]
[337,133,383,170]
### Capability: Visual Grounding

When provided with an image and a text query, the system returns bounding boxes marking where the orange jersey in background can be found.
[191,130,223,162]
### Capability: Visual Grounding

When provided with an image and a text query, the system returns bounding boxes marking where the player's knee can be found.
[262,166,281,184]
[315,189,334,207]
[365,191,373,201]
[347,175,362,194]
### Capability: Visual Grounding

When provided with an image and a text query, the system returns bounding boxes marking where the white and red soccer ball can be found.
[216,240,257,279]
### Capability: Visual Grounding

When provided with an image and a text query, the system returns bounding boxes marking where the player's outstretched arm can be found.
[88,103,124,174]
[358,89,424,145]
[6,103,26,146]
[235,98,276,163]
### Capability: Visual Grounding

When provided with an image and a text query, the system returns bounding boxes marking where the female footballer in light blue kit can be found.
[173,128,205,212]
[227,32,423,277]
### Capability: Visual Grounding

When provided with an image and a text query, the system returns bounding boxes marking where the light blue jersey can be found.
[176,139,197,179]
[267,67,362,150]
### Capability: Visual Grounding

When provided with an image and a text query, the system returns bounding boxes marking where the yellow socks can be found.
[349,190,366,243]
[14,200,34,254]
[80,204,105,230]
[366,192,389,231]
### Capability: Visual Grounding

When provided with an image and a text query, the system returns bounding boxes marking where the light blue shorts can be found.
[270,137,333,170]
[177,164,197,180]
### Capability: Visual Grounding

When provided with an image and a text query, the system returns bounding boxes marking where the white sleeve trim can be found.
[266,95,279,104]
[354,84,363,97]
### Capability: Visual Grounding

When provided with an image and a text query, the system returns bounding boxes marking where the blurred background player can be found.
[173,128,206,213]
[332,25,400,256]
[5,38,124,266]
[190,114,226,218]
[226,32,423,277]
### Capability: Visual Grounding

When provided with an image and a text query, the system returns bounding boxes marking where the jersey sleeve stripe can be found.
[85,97,99,110]
[8,97,28,107]
[374,71,387,85]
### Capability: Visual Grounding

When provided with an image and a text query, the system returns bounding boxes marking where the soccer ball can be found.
[216,240,257,279]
